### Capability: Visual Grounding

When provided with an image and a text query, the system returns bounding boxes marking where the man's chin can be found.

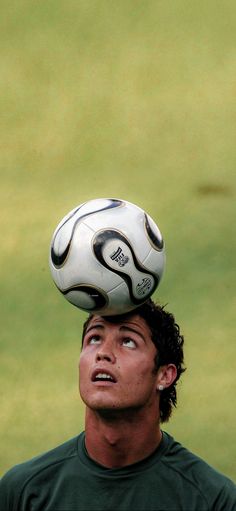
[86,402,145,421]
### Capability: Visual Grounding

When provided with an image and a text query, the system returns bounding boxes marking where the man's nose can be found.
[95,339,116,364]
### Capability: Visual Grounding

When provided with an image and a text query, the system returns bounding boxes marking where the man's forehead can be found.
[84,313,151,334]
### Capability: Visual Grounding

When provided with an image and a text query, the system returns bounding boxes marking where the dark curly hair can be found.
[82,299,186,423]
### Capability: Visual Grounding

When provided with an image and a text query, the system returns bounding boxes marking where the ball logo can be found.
[136,278,152,296]
[109,246,129,267]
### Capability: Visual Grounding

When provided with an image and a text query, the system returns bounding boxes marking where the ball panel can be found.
[51,206,85,267]
[142,247,166,277]
[101,238,156,301]
[80,198,123,213]
[83,203,151,261]
[106,282,140,315]
[93,229,157,304]
[63,285,107,311]
[51,223,123,292]
[144,213,164,250]
[51,199,124,268]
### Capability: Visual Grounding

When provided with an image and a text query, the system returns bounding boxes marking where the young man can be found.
[0,300,235,510]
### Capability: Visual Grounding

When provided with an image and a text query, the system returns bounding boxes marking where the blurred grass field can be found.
[1,0,236,480]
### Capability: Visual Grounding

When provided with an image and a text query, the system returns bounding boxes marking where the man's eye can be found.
[122,338,136,349]
[88,335,101,345]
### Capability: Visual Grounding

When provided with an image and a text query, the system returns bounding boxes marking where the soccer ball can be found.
[49,198,165,316]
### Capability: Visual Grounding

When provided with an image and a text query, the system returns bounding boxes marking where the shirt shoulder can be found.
[161,432,236,510]
[0,435,80,511]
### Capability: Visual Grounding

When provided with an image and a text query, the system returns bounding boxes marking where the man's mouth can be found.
[91,369,117,383]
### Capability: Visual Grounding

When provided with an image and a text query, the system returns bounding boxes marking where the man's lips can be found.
[91,368,117,383]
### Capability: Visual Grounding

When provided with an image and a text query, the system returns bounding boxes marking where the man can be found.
[0,299,235,510]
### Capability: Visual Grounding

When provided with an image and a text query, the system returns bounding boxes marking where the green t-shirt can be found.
[0,432,235,511]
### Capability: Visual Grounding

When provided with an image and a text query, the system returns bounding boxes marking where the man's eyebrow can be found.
[84,323,105,335]
[119,325,146,342]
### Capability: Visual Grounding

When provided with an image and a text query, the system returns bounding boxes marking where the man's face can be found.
[79,314,160,414]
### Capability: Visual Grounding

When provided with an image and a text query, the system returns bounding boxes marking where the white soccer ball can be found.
[49,198,165,316]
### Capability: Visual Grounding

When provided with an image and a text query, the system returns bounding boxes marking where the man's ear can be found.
[156,364,177,391]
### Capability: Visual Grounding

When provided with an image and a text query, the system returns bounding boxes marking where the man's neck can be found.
[84,407,162,468]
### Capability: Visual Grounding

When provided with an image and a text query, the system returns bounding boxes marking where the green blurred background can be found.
[1,0,235,480]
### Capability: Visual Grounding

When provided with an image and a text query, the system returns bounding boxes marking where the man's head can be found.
[80,299,185,422]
